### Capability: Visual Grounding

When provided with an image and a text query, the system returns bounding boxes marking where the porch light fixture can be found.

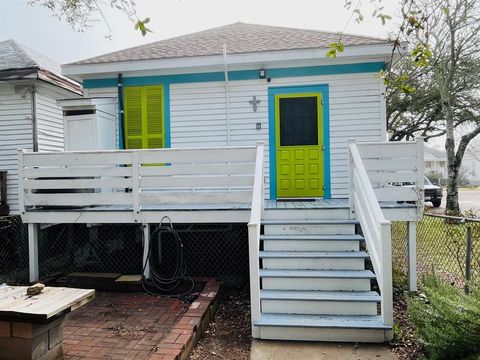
[259,69,266,79]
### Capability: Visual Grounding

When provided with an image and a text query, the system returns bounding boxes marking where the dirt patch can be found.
[391,285,426,360]
[188,287,252,360]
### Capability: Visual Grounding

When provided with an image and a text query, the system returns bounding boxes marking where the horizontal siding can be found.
[83,72,385,198]
[0,84,33,214]
[170,73,384,197]
[35,89,64,152]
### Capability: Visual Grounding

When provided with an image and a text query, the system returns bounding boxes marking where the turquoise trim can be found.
[268,84,331,200]
[83,62,385,89]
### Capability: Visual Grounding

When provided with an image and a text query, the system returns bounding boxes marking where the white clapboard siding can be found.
[84,72,385,198]
[0,82,80,215]
[35,84,65,152]
[170,72,384,198]
[0,84,33,214]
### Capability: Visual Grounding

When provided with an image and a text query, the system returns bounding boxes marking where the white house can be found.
[0,39,81,215]
[17,23,424,343]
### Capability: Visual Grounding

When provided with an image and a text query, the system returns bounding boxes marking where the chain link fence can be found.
[0,217,249,287]
[393,213,480,291]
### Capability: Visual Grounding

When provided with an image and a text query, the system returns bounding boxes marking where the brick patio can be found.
[63,279,221,360]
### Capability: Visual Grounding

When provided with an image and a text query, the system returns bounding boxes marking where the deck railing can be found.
[348,138,424,330]
[18,146,258,221]
[247,143,265,338]
[351,138,425,219]
[348,140,393,329]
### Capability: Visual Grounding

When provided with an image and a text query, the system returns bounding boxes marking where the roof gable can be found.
[70,22,389,65]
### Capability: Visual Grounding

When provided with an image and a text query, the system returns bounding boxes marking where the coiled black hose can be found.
[141,216,194,296]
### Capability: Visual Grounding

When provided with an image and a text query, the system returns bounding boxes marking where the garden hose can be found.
[141,216,195,296]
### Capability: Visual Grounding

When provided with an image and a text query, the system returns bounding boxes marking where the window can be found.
[279,96,319,146]
[124,85,164,149]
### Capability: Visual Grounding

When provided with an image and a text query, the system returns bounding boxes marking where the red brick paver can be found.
[63,279,220,360]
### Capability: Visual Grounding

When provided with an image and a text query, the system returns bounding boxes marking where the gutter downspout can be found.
[223,44,231,145]
[117,73,125,149]
[30,85,38,152]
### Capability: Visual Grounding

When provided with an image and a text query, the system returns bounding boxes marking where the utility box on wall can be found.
[58,98,116,151]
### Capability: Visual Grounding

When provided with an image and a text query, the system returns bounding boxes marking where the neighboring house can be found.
[425,145,448,179]
[425,145,480,185]
[17,23,425,343]
[0,39,81,215]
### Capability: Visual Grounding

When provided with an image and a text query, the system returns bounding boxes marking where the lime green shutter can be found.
[124,85,164,149]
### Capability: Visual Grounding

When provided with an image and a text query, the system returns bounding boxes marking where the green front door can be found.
[275,93,324,198]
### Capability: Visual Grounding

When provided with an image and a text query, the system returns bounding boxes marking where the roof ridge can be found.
[6,39,38,69]
[66,22,390,66]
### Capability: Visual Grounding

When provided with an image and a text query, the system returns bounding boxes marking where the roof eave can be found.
[62,43,393,81]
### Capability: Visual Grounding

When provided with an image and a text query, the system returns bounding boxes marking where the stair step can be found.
[261,234,364,241]
[255,314,389,330]
[262,220,359,225]
[260,290,381,302]
[260,269,375,279]
[259,251,368,259]
[260,269,374,291]
[262,234,363,252]
[263,220,357,236]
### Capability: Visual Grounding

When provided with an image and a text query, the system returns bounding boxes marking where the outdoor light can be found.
[259,69,266,79]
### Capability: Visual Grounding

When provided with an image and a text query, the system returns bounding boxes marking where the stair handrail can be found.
[348,139,393,328]
[248,142,265,338]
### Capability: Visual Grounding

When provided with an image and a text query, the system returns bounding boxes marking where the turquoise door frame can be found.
[268,84,331,200]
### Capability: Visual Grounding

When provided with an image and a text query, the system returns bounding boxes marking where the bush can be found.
[407,276,480,360]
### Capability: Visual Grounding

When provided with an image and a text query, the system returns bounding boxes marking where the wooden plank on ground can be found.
[0,286,95,320]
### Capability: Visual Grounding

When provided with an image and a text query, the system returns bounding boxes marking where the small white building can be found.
[0,39,81,215]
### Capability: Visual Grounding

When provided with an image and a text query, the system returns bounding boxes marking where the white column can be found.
[142,224,151,279]
[407,221,417,291]
[28,223,39,283]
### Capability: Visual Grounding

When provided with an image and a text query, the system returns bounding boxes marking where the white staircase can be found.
[252,212,392,342]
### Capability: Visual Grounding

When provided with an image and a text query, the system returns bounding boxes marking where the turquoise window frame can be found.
[268,84,331,200]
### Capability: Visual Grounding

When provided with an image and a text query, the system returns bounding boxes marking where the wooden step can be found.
[263,220,358,236]
[263,207,350,221]
[260,251,368,270]
[261,234,362,252]
[260,269,375,291]
[254,314,391,342]
[260,290,380,315]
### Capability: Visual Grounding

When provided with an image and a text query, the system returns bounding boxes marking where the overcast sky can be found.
[0,0,400,65]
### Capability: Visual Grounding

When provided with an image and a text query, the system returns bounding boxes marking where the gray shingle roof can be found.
[71,22,389,65]
[0,39,62,75]
[0,39,81,93]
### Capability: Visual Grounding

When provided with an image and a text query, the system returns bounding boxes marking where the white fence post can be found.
[248,223,261,338]
[28,223,39,282]
[381,222,393,333]
[347,139,356,219]
[407,221,417,291]
[131,152,140,223]
[416,138,425,220]
[142,223,151,279]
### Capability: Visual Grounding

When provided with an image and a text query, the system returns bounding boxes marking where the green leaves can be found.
[411,43,432,67]
[326,42,345,58]
[134,17,152,36]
